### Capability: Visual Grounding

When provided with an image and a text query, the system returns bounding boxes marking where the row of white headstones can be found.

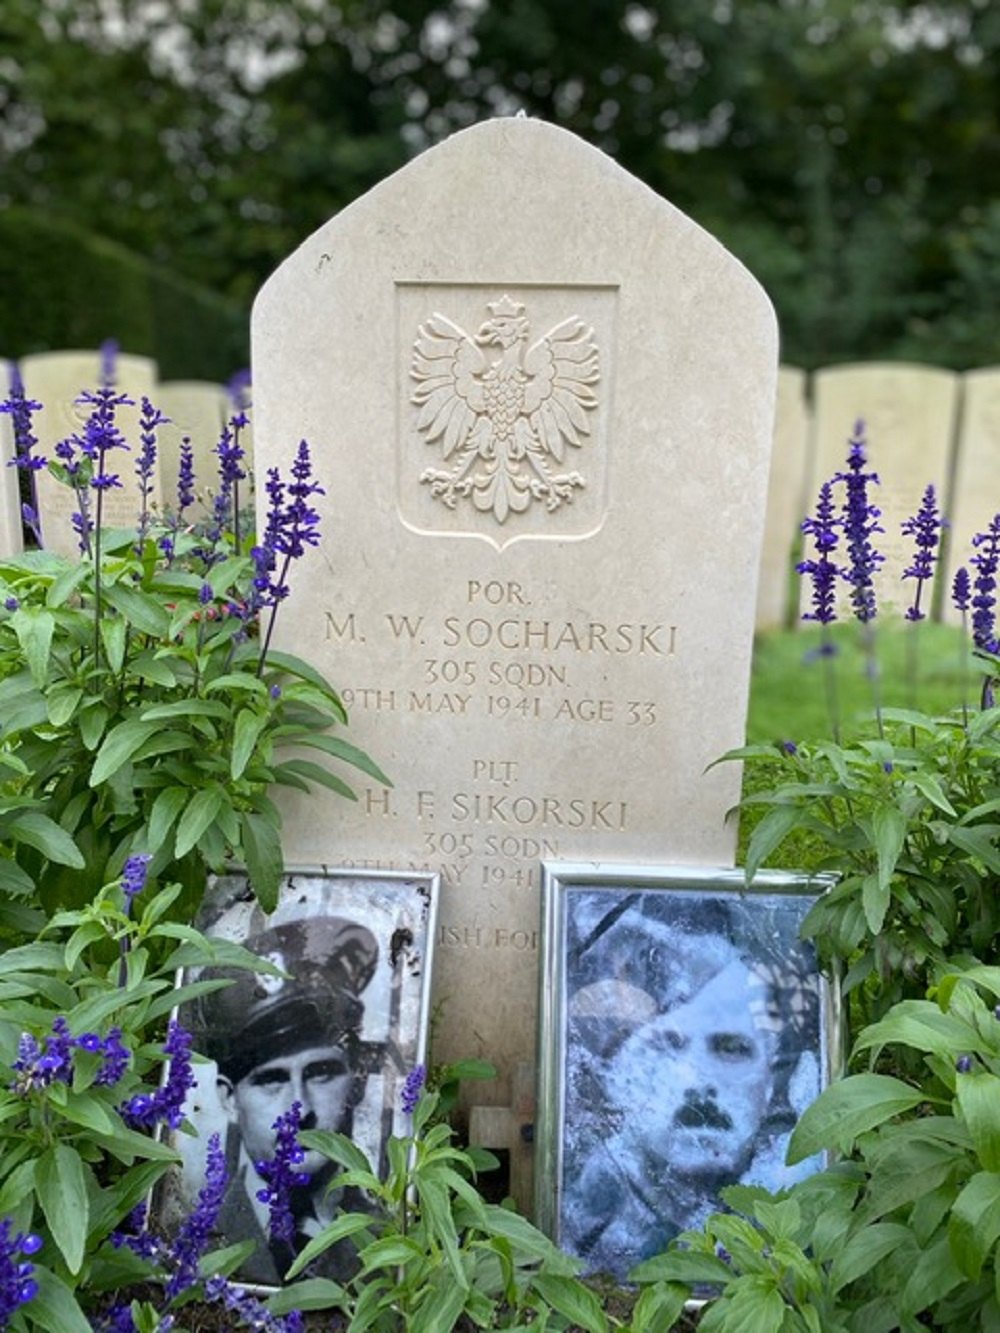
[3,349,998,630]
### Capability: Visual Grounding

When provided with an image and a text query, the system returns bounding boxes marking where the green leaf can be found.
[744,803,804,881]
[205,672,269,697]
[90,718,161,785]
[787,1074,926,1164]
[232,707,269,780]
[860,869,888,935]
[46,685,83,728]
[100,614,127,673]
[147,785,190,853]
[872,802,906,891]
[829,1222,912,1293]
[240,810,284,912]
[296,733,392,786]
[630,1282,688,1332]
[630,1249,732,1285]
[411,1269,470,1333]
[958,1074,1000,1172]
[948,1171,1000,1279]
[285,1212,375,1279]
[102,583,171,637]
[22,1265,93,1333]
[140,698,229,721]
[130,650,177,686]
[5,810,84,867]
[901,1233,964,1314]
[947,826,1000,875]
[78,702,109,750]
[297,1130,373,1175]
[35,1144,90,1274]
[276,758,357,801]
[10,606,55,686]
[532,1274,608,1332]
[45,560,89,609]
[266,1278,348,1314]
[418,1175,466,1286]
[174,786,225,858]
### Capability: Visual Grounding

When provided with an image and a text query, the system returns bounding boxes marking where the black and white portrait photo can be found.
[167,868,437,1287]
[536,864,833,1281]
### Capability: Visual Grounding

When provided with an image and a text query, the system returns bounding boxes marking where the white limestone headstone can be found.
[154,380,231,518]
[755,366,810,630]
[805,364,959,621]
[20,350,159,557]
[251,118,777,1103]
[942,369,1000,623]
[0,361,23,559]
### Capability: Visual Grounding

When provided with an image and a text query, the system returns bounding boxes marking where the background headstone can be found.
[805,364,959,620]
[252,118,777,1112]
[0,361,23,559]
[941,368,1000,623]
[756,366,811,630]
[20,350,159,556]
[155,380,232,518]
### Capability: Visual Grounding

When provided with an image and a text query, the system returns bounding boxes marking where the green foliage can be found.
[634,965,1000,1331]
[0,871,273,1330]
[0,208,246,380]
[276,1081,618,1331]
[725,698,1000,1028]
[0,386,388,915]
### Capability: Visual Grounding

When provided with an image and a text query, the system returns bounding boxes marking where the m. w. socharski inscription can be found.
[411,293,599,523]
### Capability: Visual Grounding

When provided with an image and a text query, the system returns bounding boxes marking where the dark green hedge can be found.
[0,207,248,381]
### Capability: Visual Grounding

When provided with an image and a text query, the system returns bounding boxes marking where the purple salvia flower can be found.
[3,598,16,612]
[0,1219,41,1325]
[797,480,841,626]
[901,484,944,622]
[94,1026,129,1087]
[953,566,971,614]
[254,1101,311,1245]
[119,1020,195,1130]
[164,1132,227,1298]
[20,504,41,546]
[135,397,167,543]
[0,364,46,471]
[276,440,324,560]
[226,368,252,413]
[121,853,152,906]
[835,421,884,624]
[215,421,246,489]
[970,515,1000,653]
[203,1275,303,1332]
[11,1018,74,1092]
[100,338,119,387]
[198,582,213,606]
[109,1203,162,1262]
[176,438,195,513]
[401,1064,426,1114]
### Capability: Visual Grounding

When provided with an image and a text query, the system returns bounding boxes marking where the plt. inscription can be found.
[410,294,599,523]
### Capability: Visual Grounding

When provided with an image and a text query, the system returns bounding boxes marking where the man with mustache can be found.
[561,926,818,1279]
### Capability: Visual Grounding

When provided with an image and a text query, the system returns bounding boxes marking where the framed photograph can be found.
[535,862,838,1281]
[163,866,438,1287]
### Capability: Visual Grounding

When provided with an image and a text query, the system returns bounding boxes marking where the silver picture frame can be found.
[535,862,839,1281]
[162,865,439,1288]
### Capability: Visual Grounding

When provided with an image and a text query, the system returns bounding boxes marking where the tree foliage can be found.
[2,0,999,368]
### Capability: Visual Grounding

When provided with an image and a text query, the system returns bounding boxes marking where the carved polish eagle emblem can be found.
[410,295,600,524]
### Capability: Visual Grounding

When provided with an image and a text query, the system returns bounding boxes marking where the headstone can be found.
[19,350,159,556]
[805,364,959,620]
[941,368,1000,623]
[251,118,777,1115]
[755,366,810,630]
[0,361,23,558]
[155,380,231,518]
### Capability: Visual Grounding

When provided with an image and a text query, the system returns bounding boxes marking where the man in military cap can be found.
[194,916,380,1284]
